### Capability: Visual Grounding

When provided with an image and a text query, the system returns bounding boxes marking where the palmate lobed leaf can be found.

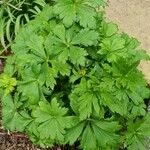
[100,22,118,37]
[99,35,126,62]
[71,29,99,46]
[32,98,72,142]
[66,118,120,150]
[70,82,101,120]
[101,92,129,116]
[54,0,106,28]
[65,119,85,145]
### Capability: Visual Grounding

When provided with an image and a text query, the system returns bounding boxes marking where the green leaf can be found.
[69,46,87,65]
[91,120,120,148]
[32,98,71,142]
[70,79,101,120]
[101,92,128,116]
[77,4,97,29]
[128,91,144,105]
[71,29,99,46]
[35,0,47,7]
[54,0,98,28]
[122,33,140,50]
[18,80,41,104]
[99,36,125,62]
[54,0,76,27]
[79,92,100,120]
[15,15,22,35]
[6,19,12,42]
[52,60,71,76]
[27,34,46,59]
[101,22,118,37]
[80,120,120,150]
[103,59,146,90]
[53,24,66,42]
[2,94,32,131]
[88,0,107,7]
[80,124,97,150]
[0,10,6,48]
[39,63,57,89]
[65,117,85,145]
[0,74,17,95]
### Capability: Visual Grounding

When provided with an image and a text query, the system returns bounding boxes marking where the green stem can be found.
[0,55,7,59]
[6,2,22,11]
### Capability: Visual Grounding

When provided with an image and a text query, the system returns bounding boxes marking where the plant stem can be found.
[0,56,7,59]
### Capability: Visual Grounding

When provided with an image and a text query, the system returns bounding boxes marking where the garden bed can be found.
[0,1,150,150]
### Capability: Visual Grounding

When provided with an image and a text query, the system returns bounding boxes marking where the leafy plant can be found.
[0,0,150,150]
[0,0,47,50]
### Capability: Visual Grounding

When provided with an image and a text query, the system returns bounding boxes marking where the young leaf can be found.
[0,74,17,95]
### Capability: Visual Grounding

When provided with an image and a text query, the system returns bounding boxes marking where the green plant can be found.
[0,0,47,50]
[0,1,150,150]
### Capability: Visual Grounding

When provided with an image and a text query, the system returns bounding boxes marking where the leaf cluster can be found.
[0,1,150,150]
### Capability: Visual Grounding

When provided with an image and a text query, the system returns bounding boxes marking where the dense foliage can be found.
[0,0,46,50]
[0,0,150,150]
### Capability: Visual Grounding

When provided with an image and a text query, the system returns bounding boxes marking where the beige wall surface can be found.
[106,0,150,83]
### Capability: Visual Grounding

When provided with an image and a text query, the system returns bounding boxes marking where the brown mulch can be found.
[0,130,45,150]
[0,128,77,150]
[0,117,70,150]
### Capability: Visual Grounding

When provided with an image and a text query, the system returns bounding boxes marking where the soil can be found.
[106,0,150,83]
[0,123,74,150]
